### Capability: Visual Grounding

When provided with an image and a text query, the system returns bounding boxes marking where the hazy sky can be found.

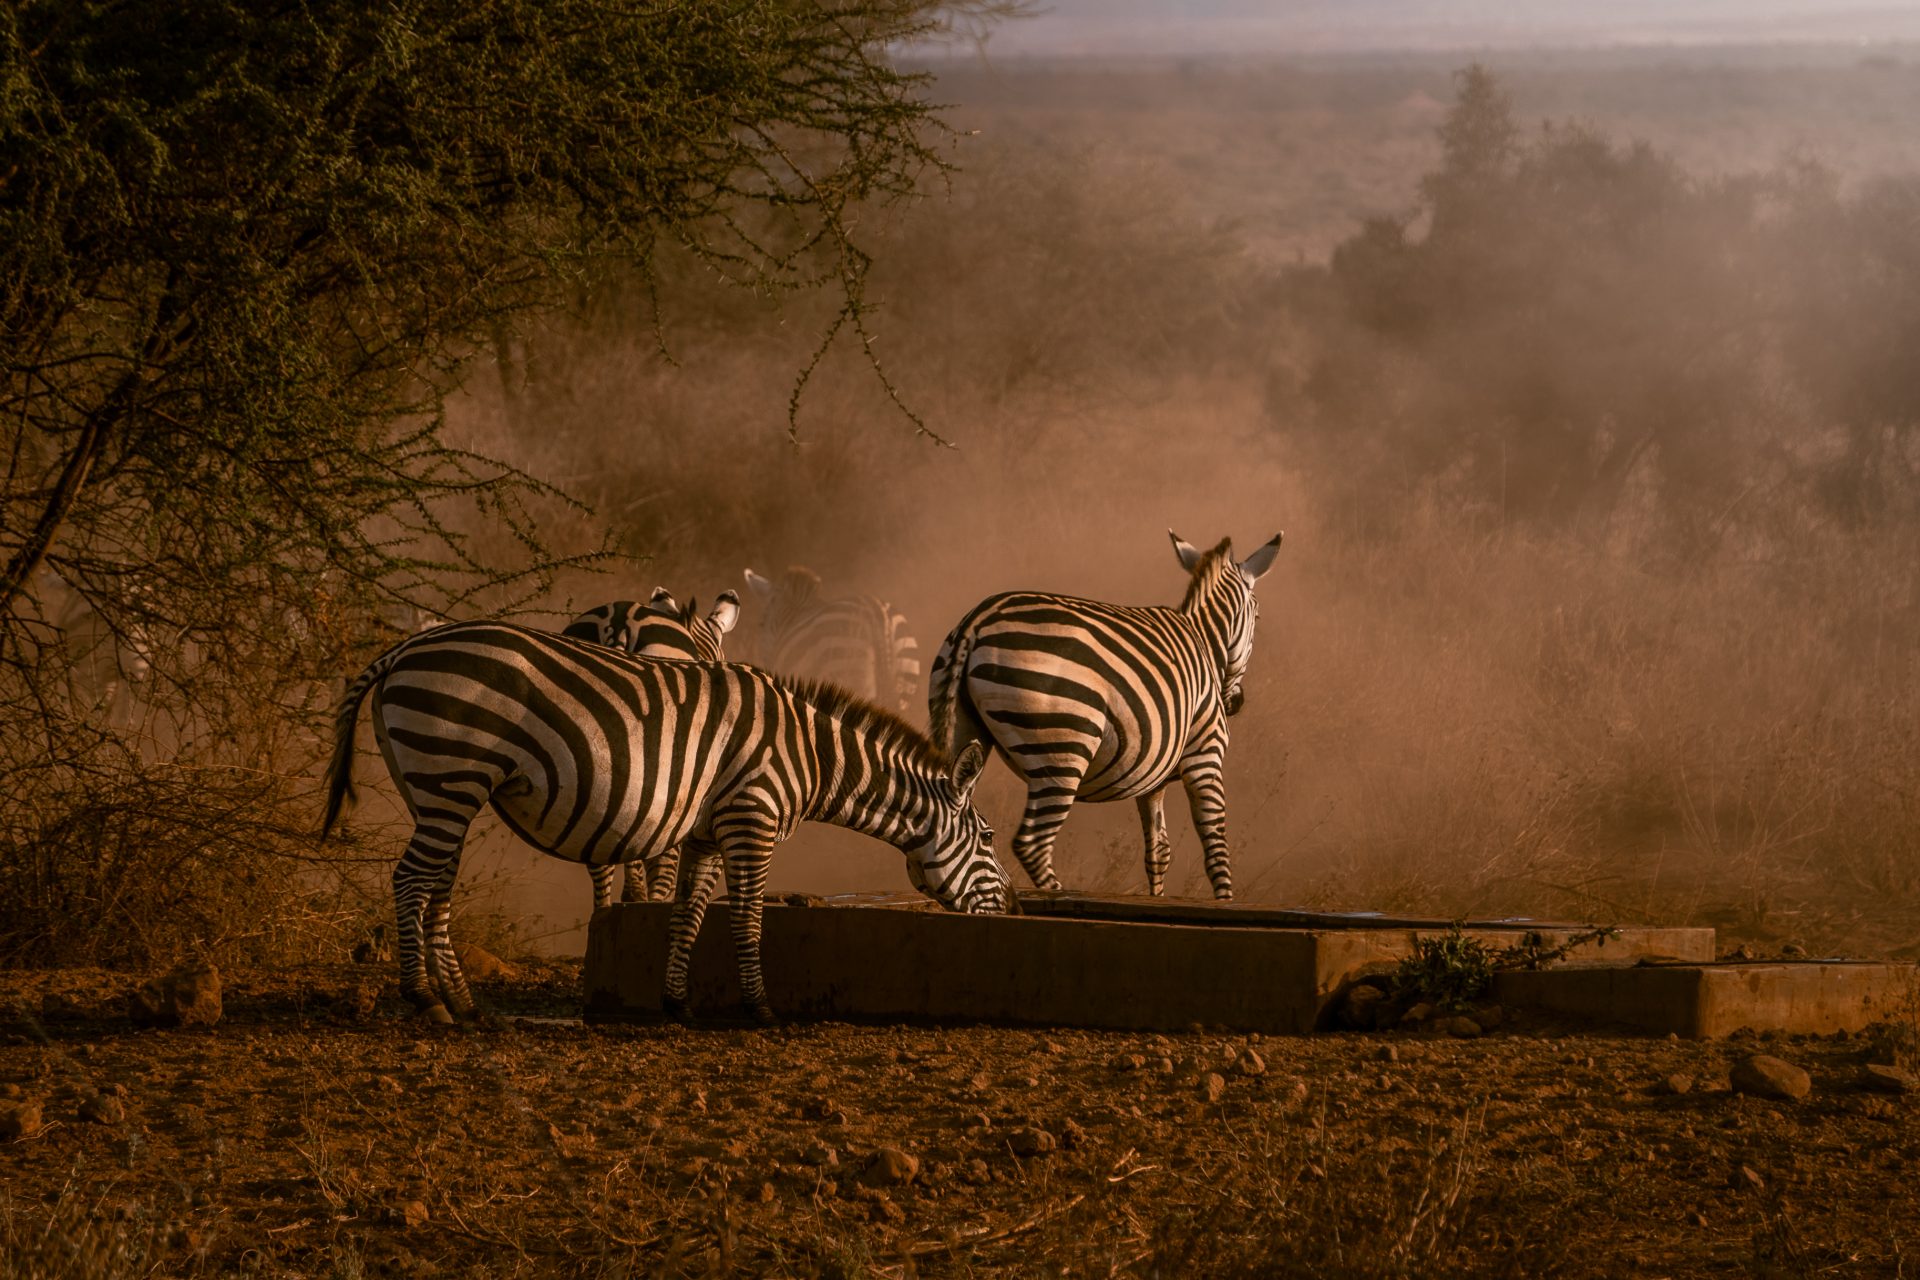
[958,2,1920,56]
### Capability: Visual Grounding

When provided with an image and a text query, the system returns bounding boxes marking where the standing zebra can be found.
[322,621,1009,1024]
[562,588,740,907]
[742,566,919,716]
[927,530,1282,900]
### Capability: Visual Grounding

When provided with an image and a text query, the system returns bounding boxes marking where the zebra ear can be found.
[1169,530,1204,573]
[743,568,774,598]
[649,586,679,612]
[950,741,987,804]
[708,590,740,635]
[1239,532,1284,583]
[680,596,699,624]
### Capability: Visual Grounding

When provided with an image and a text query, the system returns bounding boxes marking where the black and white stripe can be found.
[322,621,1009,1023]
[927,530,1282,900]
[562,588,738,664]
[562,588,741,908]
[743,567,919,715]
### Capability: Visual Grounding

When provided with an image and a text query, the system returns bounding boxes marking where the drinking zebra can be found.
[742,567,919,715]
[321,621,1009,1024]
[927,530,1283,900]
[561,588,740,907]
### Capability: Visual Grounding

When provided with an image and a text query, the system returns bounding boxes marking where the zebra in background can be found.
[561,587,740,906]
[321,621,1009,1024]
[742,566,919,716]
[928,530,1283,901]
[562,587,739,663]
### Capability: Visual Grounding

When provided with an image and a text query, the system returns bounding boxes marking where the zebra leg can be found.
[720,836,778,1025]
[1137,790,1174,897]
[619,858,647,904]
[1180,758,1234,901]
[588,864,616,912]
[645,844,683,902]
[1010,778,1078,891]
[662,841,723,1018]
[392,823,473,1023]
[422,860,477,1018]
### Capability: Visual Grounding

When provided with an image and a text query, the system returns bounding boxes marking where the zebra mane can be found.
[1179,537,1239,609]
[787,675,952,777]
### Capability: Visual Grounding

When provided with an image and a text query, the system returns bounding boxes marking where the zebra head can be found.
[902,741,1012,915]
[665,588,740,662]
[1171,529,1284,717]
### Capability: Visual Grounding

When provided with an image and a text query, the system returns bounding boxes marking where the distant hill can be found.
[956,1,1920,56]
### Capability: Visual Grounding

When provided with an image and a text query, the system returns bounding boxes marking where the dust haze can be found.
[446,35,1920,959]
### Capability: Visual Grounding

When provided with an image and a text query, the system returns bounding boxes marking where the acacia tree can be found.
[0,0,1016,965]
[0,0,1006,663]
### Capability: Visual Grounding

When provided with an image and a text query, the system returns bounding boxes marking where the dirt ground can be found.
[1,961,1916,1279]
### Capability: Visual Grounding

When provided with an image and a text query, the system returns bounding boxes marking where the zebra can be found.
[742,566,919,716]
[562,587,739,663]
[927,530,1283,901]
[321,621,1010,1024]
[561,587,740,907]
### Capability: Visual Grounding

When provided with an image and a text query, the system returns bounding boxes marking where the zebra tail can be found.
[321,643,404,839]
[926,619,977,757]
[887,609,921,718]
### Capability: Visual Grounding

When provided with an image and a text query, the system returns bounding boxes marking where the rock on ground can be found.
[1861,1063,1917,1095]
[128,962,222,1029]
[1730,1054,1811,1101]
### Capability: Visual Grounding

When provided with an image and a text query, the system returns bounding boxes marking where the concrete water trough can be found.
[582,890,1727,1034]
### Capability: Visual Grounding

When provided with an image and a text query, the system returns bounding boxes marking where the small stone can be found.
[1043,1040,1067,1055]
[0,1101,43,1139]
[1444,1016,1483,1039]
[1662,1074,1695,1096]
[1060,1118,1089,1149]
[1781,943,1807,958]
[1728,944,1757,961]
[964,1158,991,1184]
[1114,1053,1146,1072]
[1201,1073,1227,1104]
[1339,983,1387,1031]
[802,1142,839,1169]
[1861,1064,1917,1095]
[376,1074,405,1095]
[1234,1049,1267,1078]
[1376,1045,1399,1063]
[167,963,222,1028]
[1469,1003,1505,1031]
[867,1194,905,1224]
[128,962,222,1029]
[78,1094,124,1125]
[1284,1080,1310,1107]
[400,1200,430,1229]
[1736,1166,1765,1192]
[1007,1127,1056,1157]
[1730,1054,1811,1102]
[1399,1003,1434,1027]
[1155,1057,1175,1075]
[453,943,514,980]
[39,992,83,1020]
[862,1147,920,1187]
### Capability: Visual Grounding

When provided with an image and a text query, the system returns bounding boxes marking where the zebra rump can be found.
[927,529,1282,901]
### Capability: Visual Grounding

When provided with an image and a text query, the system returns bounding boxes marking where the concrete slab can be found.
[583,895,1715,1033]
[1494,961,1919,1038]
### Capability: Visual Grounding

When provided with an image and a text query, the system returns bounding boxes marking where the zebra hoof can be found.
[418,1003,455,1025]
[747,1003,777,1027]
[661,992,689,1021]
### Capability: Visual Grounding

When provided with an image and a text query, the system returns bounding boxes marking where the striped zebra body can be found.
[743,567,919,715]
[928,531,1282,899]
[563,589,740,908]
[322,621,1008,1023]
